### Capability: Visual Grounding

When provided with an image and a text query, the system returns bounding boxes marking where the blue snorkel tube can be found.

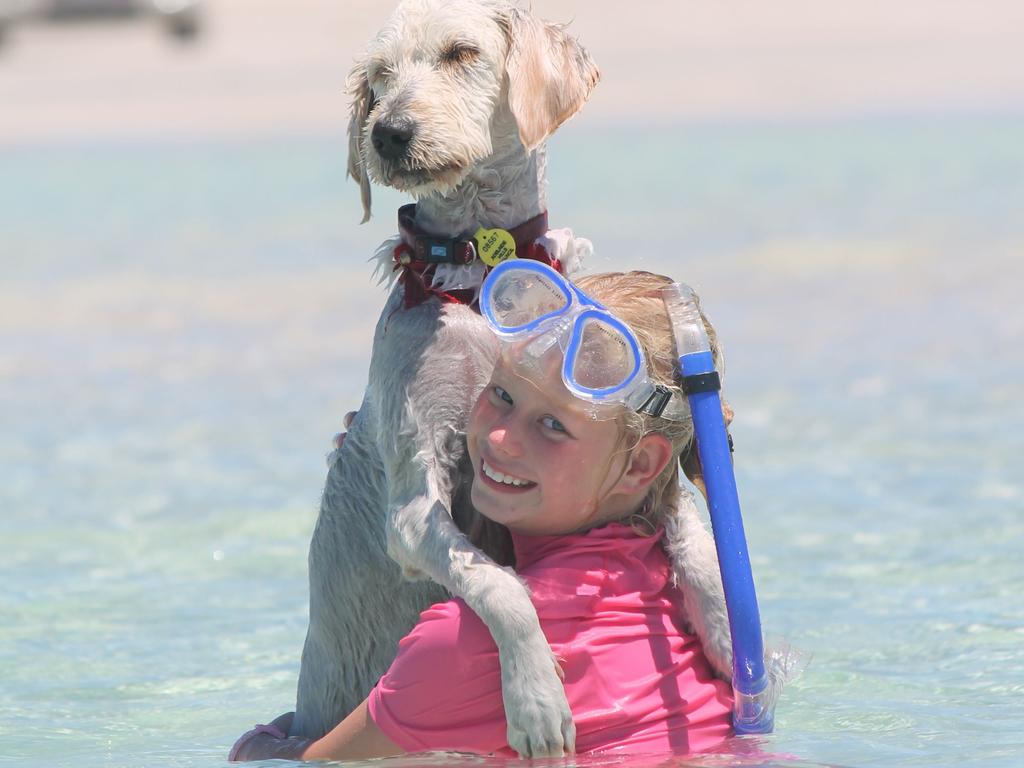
[663,284,773,735]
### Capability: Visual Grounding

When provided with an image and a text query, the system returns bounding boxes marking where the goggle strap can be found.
[629,384,688,422]
[637,385,674,418]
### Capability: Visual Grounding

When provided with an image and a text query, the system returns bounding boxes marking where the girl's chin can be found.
[471,488,527,527]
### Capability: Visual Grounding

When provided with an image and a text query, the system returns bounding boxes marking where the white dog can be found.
[289,0,732,757]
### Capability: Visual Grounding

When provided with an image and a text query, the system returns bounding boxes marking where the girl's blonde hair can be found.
[575,271,724,531]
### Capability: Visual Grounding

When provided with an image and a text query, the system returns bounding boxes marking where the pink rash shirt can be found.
[367,522,734,755]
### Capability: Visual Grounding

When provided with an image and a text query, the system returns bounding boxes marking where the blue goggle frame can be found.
[481,260,680,417]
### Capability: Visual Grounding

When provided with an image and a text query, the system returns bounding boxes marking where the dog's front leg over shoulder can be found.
[386,496,575,758]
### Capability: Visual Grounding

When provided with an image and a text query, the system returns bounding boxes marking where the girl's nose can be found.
[486,425,523,458]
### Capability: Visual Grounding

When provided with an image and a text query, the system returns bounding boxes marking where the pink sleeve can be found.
[366,598,510,754]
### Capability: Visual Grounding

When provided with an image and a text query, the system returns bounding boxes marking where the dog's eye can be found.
[367,61,393,87]
[441,44,479,66]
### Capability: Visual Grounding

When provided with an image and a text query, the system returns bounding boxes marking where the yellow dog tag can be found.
[474,227,518,267]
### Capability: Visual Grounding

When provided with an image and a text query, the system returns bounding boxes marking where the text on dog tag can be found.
[474,227,518,267]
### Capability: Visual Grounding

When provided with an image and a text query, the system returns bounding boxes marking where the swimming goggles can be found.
[479,260,688,420]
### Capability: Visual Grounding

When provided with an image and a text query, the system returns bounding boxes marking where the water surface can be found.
[2,115,1023,767]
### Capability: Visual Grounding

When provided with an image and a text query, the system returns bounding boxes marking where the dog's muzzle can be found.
[372,119,415,161]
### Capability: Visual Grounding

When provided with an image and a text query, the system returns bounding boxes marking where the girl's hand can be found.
[326,411,359,467]
[229,712,312,762]
[334,411,358,449]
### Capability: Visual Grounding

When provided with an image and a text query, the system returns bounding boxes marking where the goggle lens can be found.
[482,261,675,417]
[567,315,641,394]
[485,267,571,334]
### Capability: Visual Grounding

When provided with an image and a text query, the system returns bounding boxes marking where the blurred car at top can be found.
[0,0,203,46]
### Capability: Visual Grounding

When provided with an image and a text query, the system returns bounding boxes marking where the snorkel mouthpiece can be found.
[662,283,774,734]
[663,283,712,357]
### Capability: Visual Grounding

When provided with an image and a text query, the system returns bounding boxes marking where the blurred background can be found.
[2,2,1023,767]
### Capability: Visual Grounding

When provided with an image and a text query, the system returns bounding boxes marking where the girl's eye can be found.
[493,386,513,406]
[540,415,568,434]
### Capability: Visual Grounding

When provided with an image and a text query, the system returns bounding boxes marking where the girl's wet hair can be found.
[575,271,725,531]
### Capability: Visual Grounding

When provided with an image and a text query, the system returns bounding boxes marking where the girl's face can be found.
[466,351,632,537]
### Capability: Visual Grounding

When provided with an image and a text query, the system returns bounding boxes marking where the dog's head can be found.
[346,0,600,221]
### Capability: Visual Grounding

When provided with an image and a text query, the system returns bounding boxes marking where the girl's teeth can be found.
[483,461,529,487]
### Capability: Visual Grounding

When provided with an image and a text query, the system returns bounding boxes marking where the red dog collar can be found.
[393,204,562,309]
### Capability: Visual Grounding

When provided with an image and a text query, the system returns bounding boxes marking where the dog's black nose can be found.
[371,121,415,160]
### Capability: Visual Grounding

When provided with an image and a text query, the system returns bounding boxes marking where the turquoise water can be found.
[2,116,1023,767]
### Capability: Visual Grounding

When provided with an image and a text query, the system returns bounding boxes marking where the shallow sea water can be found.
[2,116,1023,767]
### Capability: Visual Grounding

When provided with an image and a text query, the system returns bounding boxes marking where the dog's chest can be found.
[368,286,496,415]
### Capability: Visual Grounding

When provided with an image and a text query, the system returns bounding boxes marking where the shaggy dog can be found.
[289,0,732,757]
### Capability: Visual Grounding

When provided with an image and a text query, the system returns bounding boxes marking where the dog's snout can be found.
[371,121,415,160]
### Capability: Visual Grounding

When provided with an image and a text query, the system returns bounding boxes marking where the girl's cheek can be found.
[467,395,492,444]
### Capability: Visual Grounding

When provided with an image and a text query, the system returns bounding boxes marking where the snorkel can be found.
[663,284,774,735]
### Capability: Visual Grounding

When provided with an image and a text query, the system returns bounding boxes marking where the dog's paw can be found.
[500,645,576,757]
[703,624,734,682]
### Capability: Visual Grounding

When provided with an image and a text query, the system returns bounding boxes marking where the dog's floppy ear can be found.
[346,61,375,223]
[503,9,600,151]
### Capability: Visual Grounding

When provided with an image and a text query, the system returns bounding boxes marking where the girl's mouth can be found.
[479,459,537,493]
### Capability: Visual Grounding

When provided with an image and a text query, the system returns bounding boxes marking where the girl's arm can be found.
[230,701,403,762]
[303,699,403,760]
[233,599,506,761]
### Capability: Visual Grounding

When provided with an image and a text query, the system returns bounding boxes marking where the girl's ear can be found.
[617,433,673,495]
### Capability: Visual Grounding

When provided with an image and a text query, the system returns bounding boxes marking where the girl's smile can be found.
[479,458,537,491]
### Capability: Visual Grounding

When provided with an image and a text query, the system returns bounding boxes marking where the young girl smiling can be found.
[231,268,734,760]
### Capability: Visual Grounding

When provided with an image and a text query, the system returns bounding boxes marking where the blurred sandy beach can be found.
[1,0,1023,144]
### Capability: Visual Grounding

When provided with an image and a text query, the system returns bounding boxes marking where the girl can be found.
[231,267,734,760]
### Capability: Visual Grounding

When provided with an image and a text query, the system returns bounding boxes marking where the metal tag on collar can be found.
[474,226,518,267]
[414,236,475,265]
[637,384,674,417]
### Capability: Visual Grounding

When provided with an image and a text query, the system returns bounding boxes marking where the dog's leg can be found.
[291,391,449,740]
[292,431,390,740]
[378,304,575,757]
[662,488,734,681]
[385,490,575,758]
